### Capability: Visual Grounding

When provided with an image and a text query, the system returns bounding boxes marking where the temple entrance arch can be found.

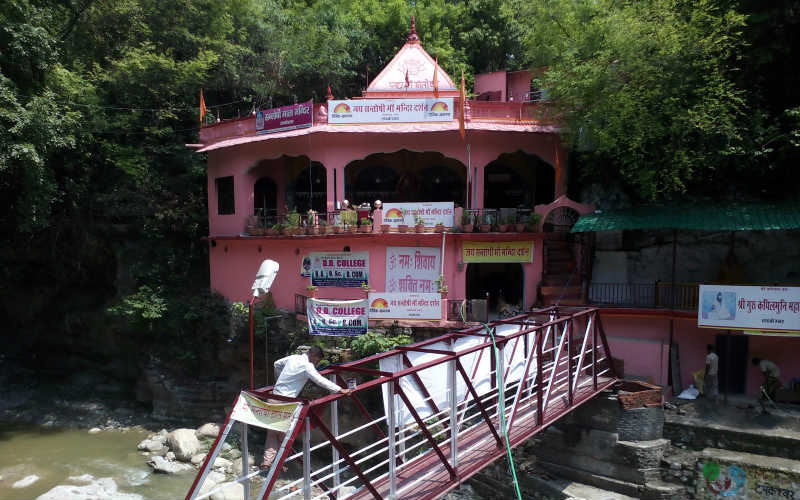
[484,151,555,209]
[345,150,466,206]
[249,155,327,213]
[466,263,525,319]
[291,161,326,212]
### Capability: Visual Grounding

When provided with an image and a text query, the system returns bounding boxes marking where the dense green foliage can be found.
[0,0,797,374]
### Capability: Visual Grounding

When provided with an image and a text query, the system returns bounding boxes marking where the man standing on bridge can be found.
[261,346,351,470]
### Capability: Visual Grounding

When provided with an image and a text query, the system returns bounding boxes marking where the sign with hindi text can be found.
[230,392,299,431]
[310,252,369,287]
[386,247,441,293]
[382,202,455,228]
[698,285,800,333]
[462,241,534,263]
[307,298,369,336]
[256,100,313,134]
[368,292,441,320]
[329,98,453,124]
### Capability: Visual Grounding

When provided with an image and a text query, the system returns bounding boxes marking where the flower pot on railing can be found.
[415,224,425,233]
[333,225,343,234]
[359,224,372,233]
[435,223,445,233]
[462,224,474,233]
[381,224,390,233]
[398,224,409,233]
[497,224,508,233]
[513,223,526,233]
[479,224,491,233]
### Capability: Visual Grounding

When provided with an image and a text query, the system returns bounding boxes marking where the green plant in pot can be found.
[414,214,425,233]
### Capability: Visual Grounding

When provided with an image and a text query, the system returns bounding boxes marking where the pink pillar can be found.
[474,164,486,209]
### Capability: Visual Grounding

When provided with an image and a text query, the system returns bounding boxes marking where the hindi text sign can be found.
[698,285,800,333]
[386,246,441,294]
[329,98,453,124]
[230,392,299,432]
[308,298,369,336]
[382,202,455,228]
[369,292,441,320]
[462,241,534,263]
[256,100,313,135]
[310,252,369,287]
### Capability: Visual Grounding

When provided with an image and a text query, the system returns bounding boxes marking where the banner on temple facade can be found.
[386,246,441,294]
[382,202,455,228]
[256,100,313,134]
[462,241,534,263]
[310,252,369,287]
[368,293,441,320]
[328,98,454,124]
[307,298,369,336]
[230,392,300,431]
[698,285,800,333]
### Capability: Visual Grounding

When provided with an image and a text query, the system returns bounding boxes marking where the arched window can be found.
[253,177,277,214]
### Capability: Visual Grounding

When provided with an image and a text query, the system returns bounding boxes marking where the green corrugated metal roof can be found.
[571,202,800,233]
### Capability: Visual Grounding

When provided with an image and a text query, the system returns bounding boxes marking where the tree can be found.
[513,0,748,200]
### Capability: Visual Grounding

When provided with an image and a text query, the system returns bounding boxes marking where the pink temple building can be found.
[192,21,798,398]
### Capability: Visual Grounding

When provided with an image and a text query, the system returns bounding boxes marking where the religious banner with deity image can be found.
[386,247,441,294]
[698,284,800,333]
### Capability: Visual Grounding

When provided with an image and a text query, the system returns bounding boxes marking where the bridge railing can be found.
[186,306,617,500]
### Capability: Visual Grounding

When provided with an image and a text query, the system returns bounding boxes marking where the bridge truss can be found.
[186,306,618,500]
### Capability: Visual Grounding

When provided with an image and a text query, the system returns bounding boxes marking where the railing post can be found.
[497,336,506,427]
[388,380,397,499]
[330,376,340,492]
[537,324,544,425]
[568,318,574,405]
[240,422,250,500]
[303,417,311,500]
[448,358,458,470]
[593,312,598,391]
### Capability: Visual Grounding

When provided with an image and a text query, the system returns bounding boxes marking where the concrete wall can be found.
[696,448,800,500]
[507,71,532,102]
[600,312,800,397]
[474,71,507,101]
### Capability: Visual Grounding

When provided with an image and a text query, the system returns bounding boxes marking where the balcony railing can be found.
[587,282,699,311]
[446,299,488,322]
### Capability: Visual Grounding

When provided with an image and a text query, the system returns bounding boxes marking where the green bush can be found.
[350,330,413,359]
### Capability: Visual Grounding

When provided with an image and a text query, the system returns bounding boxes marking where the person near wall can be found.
[704,344,720,402]
[261,346,351,470]
[752,357,781,414]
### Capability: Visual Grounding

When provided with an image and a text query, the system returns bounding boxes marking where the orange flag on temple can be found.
[459,70,466,141]
[433,57,439,98]
[199,89,207,124]
[405,68,410,89]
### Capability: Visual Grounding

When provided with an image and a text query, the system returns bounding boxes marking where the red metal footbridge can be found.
[186,306,618,500]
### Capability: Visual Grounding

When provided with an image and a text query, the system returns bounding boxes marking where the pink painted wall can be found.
[474,71,507,101]
[507,71,532,102]
[209,234,543,312]
[598,312,800,397]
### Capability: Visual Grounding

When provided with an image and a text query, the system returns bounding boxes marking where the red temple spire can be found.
[326,85,333,100]
[407,16,420,43]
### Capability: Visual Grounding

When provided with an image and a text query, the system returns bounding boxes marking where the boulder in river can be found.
[148,455,194,474]
[166,428,200,461]
[36,477,142,500]
[196,423,220,439]
[209,481,244,500]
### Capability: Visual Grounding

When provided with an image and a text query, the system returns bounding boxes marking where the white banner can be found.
[310,252,369,288]
[329,98,453,124]
[382,202,455,228]
[230,392,300,432]
[698,285,800,332]
[308,298,368,336]
[368,292,441,320]
[386,246,441,293]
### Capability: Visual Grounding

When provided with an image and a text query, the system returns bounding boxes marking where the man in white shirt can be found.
[261,346,350,470]
[752,357,781,414]
[704,344,719,402]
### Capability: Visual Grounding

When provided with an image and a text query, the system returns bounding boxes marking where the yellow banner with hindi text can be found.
[462,241,533,263]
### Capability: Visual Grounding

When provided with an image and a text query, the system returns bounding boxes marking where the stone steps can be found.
[538,461,686,500]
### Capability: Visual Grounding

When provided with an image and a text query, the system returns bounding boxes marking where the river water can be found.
[0,423,194,499]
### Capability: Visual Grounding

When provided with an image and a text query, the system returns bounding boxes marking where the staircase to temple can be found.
[540,236,584,306]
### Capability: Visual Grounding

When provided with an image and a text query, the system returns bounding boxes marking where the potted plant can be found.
[497,215,510,233]
[340,209,358,233]
[398,223,409,233]
[360,282,371,296]
[333,223,343,234]
[414,214,425,233]
[513,215,526,233]
[319,220,331,234]
[359,217,373,233]
[286,209,301,235]
[268,223,281,236]
[307,285,318,298]
[461,212,474,233]
[478,214,491,233]
[527,213,541,232]
[381,223,391,233]
[434,275,448,298]
[435,222,445,233]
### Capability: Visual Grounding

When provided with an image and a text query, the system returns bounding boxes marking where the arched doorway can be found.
[466,263,525,319]
[543,206,581,232]
[253,177,277,214]
[345,150,466,206]
[484,152,555,209]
